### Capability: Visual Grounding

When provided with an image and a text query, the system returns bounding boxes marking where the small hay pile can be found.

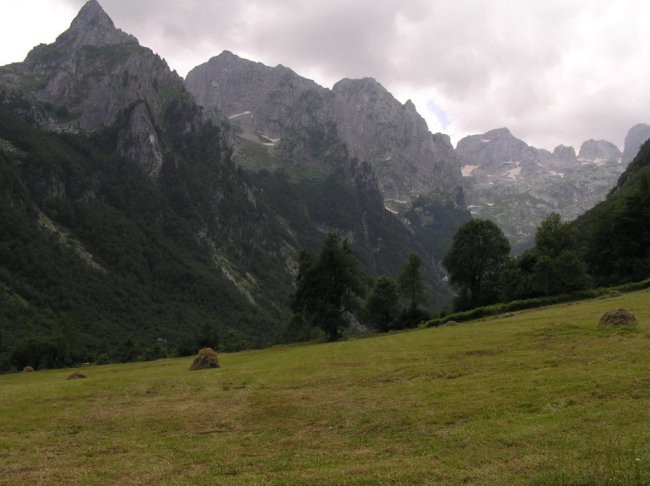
[190,347,220,370]
[67,371,86,380]
[23,366,34,373]
[598,309,638,328]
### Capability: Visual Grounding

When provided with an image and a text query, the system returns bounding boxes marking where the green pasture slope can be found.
[1,290,649,484]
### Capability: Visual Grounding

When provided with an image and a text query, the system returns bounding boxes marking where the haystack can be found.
[598,309,638,328]
[190,347,220,370]
[23,366,34,373]
[67,370,86,380]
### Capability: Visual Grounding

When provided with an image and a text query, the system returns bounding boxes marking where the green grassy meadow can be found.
[1,290,649,484]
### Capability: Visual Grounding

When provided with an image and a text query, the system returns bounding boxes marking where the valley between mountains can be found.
[0,0,648,368]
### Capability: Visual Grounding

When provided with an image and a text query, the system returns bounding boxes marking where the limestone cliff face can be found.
[185,52,464,209]
[0,0,187,176]
[623,123,650,163]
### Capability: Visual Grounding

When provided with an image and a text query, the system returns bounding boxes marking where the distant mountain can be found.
[456,127,629,252]
[186,51,465,211]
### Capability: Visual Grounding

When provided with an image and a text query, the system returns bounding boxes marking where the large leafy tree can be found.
[443,219,510,309]
[530,213,590,295]
[291,233,365,341]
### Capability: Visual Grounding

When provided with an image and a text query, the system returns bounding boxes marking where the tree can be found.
[291,233,365,341]
[531,213,590,295]
[364,276,401,332]
[443,219,510,309]
[398,253,427,310]
[535,212,575,257]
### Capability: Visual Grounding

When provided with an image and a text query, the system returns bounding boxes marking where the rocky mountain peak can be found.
[578,139,621,162]
[456,127,534,168]
[552,144,577,164]
[54,0,137,50]
[186,50,319,123]
[186,54,464,208]
[623,123,650,163]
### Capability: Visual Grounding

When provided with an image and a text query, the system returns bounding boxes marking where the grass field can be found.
[1,290,649,484]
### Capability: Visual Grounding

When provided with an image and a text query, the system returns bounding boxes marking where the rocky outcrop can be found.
[117,102,164,177]
[623,123,650,163]
[185,52,464,209]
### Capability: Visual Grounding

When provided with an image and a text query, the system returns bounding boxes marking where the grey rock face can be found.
[117,102,164,177]
[331,78,462,206]
[186,51,321,138]
[185,52,464,209]
[578,139,622,162]
[623,123,650,163]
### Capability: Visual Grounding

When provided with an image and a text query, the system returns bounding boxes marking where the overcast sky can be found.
[1,0,648,150]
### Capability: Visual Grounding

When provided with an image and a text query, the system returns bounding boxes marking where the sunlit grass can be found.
[1,290,649,484]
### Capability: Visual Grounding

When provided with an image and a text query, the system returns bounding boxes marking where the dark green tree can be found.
[291,233,365,341]
[532,213,589,295]
[443,219,510,309]
[364,276,401,332]
[535,213,574,255]
[398,253,427,310]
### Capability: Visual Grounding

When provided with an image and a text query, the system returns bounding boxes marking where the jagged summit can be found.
[54,0,137,50]
[48,0,138,50]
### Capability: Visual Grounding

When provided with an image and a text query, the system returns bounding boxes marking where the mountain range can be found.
[0,0,468,367]
[0,0,648,369]
[458,125,650,251]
